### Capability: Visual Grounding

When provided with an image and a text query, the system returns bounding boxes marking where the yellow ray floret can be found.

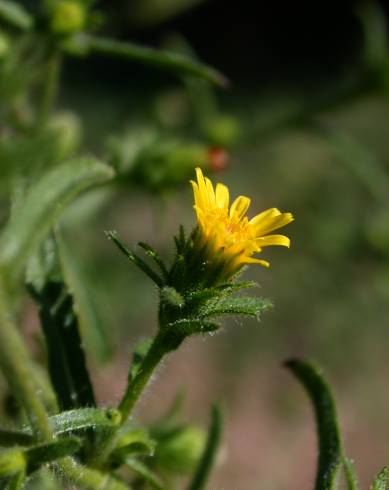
[191,167,294,269]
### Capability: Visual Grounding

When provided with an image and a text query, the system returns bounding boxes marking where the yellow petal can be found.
[257,234,290,248]
[249,208,281,229]
[252,212,294,236]
[244,256,270,268]
[229,196,251,220]
[195,167,209,207]
[190,180,203,210]
[205,177,216,207]
[215,183,229,209]
[194,205,206,228]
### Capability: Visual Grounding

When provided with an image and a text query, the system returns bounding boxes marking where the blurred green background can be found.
[5,0,389,488]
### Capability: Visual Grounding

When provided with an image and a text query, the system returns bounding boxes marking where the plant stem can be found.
[0,279,52,441]
[37,48,62,130]
[92,331,170,465]
[118,332,167,420]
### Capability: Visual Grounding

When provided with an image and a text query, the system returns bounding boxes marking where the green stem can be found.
[37,49,62,130]
[118,332,167,420]
[92,331,170,465]
[0,279,52,441]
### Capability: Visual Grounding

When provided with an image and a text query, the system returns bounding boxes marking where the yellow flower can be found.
[191,168,293,273]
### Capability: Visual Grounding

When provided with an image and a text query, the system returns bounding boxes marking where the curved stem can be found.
[0,279,52,441]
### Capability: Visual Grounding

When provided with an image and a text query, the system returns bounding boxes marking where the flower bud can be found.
[50,1,86,36]
[155,426,206,474]
[204,114,240,147]
[0,449,26,478]
[47,111,82,160]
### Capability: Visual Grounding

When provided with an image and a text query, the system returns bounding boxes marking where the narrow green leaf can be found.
[138,242,168,280]
[25,437,81,473]
[199,296,273,319]
[0,157,114,287]
[48,408,121,436]
[125,458,164,490]
[29,280,96,410]
[285,359,342,490]
[187,405,223,490]
[168,318,219,336]
[0,429,34,447]
[0,0,33,30]
[107,231,164,287]
[343,458,359,490]
[372,467,389,490]
[65,34,228,87]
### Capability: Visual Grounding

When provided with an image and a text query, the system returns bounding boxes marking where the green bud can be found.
[204,114,240,147]
[132,140,209,191]
[155,426,206,474]
[0,449,26,477]
[47,111,82,159]
[50,1,86,35]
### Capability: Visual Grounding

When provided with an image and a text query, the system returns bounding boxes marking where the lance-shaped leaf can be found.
[198,296,272,319]
[285,359,342,490]
[187,405,223,490]
[107,231,164,287]
[29,281,96,410]
[372,467,389,490]
[64,34,228,87]
[0,0,33,30]
[0,157,114,288]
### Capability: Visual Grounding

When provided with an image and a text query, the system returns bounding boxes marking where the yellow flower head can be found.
[191,168,293,274]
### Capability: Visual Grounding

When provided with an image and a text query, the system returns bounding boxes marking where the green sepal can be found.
[372,467,389,490]
[138,242,168,281]
[187,405,223,490]
[285,359,342,490]
[107,231,164,287]
[125,458,164,490]
[167,319,220,337]
[197,296,272,320]
[160,286,184,308]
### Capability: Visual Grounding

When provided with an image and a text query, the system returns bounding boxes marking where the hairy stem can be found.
[0,279,52,441]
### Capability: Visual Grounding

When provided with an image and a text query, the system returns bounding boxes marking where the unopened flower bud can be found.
[50,1,86,36]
